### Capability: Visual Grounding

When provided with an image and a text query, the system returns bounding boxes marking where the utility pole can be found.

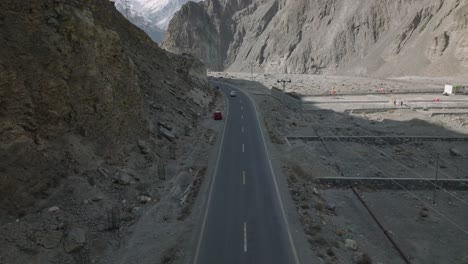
[432,154,439,204]
[277,79,291,93]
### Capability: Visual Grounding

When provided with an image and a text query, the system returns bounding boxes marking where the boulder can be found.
[326,203,336,213]
[450,148,463,157]
[92,193,104,202]
[116,173,131,185]
[345,239,358,251]
[138,195,152,204]
[137,140,151,155]
[312,187,319,196]
[63,228,86,253]
[37,231,63,249]
[158,121,172,131]
[48,206,60,213]
[159,127,176,141]
[47,18,59,26]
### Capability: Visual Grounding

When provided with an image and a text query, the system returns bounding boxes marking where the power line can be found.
[328,110,468,191]
[317,110,468,206]
[341,109,468,179]
[313,121,468,235]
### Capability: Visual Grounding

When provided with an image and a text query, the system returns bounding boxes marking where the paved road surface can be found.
[193,82,300,264]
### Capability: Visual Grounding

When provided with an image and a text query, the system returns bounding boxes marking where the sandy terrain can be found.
[214,72,468,264]
[212,72,468,95]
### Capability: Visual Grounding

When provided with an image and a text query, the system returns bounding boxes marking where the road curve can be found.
[193,81,300,264]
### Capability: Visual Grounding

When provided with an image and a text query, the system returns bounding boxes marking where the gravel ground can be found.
[215,72,468,264]
[0,93,225,264]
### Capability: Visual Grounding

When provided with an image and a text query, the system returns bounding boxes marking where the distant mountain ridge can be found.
[162,0,468,77]
[113,0,201,43]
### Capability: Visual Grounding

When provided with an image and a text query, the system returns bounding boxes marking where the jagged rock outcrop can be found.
[163,0,468,77]
[0,0,214,216]
[114,0,203,43]
[114,2,166,43]
[163,0,253,71]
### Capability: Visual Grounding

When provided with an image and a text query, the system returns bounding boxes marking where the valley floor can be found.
[213,72,468,264]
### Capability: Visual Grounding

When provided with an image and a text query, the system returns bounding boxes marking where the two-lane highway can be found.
[193,82,300,264]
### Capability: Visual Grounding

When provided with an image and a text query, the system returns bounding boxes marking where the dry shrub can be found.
[358,253,372,264]
[336,228,344,237]
[161,247,179,264]
[291,164,309,180]
[315,201,325,212]
[264,119,285,144]
[306,224,322,237]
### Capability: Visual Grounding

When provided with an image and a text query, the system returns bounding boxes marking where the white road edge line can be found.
[244,222,247,253]
[193,85,230,264]
[242,85,301,264]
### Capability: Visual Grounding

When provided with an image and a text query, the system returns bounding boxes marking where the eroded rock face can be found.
[163,0,468,77]
[0,0,214,214]
[162,0,253,71]
[0,1,144,149]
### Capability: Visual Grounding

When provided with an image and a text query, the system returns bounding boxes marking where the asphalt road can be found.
[193,82,300,264]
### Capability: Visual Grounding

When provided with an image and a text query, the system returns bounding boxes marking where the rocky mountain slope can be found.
[131,0,202,30]
[114,0,201,43]
[163,0,468,77]
[0,0,216,263]
[114,1,166,43]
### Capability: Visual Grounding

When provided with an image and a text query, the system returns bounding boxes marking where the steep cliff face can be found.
[113,1,166,43]
[113,0,203,43]
[163,0,253,70]
[0,0,213,216]
[163,0,468,77]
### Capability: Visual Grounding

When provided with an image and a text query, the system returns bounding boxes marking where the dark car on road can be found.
[214,111,223,120]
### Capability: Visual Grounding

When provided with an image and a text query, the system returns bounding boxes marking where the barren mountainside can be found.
[113,0,166,43]
[163,0,468,77]
[0,1,215,262]
[114,0,202,43]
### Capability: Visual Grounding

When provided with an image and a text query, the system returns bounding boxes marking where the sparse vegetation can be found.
[358,253,372,264]
[161,246,179,264]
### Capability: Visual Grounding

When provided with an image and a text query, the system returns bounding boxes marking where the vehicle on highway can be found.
[213,111,223,120]
[229,91,237,97]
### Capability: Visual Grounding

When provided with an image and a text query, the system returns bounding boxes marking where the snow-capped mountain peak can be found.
[115,0,201,30]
